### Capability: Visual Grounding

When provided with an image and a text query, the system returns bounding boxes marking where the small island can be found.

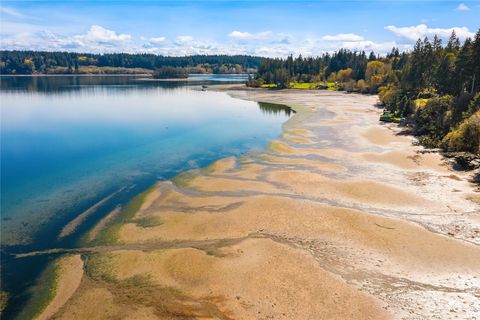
[152,66,189,79]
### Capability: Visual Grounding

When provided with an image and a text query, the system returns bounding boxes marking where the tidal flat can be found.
[13,88,480,319]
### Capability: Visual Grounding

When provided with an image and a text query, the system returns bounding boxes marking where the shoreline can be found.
[16,88,480,319]
[0,73,250,77]
[0,73,151,77]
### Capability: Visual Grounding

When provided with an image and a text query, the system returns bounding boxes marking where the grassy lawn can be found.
[260,83,278,88]
[260,81,336,90]
[289,81,336,90]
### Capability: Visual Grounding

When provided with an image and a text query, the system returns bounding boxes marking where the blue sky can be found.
[1,1,479,56]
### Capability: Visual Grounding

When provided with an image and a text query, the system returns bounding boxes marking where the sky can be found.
[0,0,479,57]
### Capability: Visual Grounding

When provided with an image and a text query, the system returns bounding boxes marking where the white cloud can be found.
[0,6,28,18]
[228,31,252,39]
[0,23,415,57]
[385,24,474,41]
[148,36,166,43]
[1,25,133,53]
[228,30,272,40]
[321,33,364,41]
[175,35,193,44]
[340,40,410,52]
[0,21,43,34]
[73,25,131,44]
[140,36,166,49]
[456,3,470,11]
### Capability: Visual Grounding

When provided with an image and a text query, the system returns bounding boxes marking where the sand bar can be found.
[34,89,479,319]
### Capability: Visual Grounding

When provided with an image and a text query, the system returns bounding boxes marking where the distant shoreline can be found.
[0,73,251,77]
[0,73,151,77]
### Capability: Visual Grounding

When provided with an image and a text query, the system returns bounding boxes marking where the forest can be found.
[249,30,480,156]
[0,51,262,75]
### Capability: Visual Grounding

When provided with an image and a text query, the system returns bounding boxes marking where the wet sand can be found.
[36,89,479,319]
[36,255,84,320]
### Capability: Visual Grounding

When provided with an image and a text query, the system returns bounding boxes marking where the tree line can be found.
[0,51,263,74]
[153,66,189,79]
[249,29,480,155]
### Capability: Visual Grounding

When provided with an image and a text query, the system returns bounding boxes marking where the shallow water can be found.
[0,75,291,318]
[0,75,289,246]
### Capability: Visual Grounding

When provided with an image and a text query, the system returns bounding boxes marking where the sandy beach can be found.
[31,89,479,319]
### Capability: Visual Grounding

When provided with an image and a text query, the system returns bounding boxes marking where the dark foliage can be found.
[0,51,264,74]
[153,66,188,79]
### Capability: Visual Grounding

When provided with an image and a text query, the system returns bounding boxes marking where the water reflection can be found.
[0,75,292,319]
[258,101,294,116]
[0,75,247,95]
[0,75,291,248]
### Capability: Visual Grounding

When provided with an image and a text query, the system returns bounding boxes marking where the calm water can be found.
[0,75,291,318]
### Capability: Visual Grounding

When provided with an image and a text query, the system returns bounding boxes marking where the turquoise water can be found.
[0,75,291,318]
[0,75,289,246]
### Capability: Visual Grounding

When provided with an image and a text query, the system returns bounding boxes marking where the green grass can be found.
[289,81,336,90]
[379,114,402,123]
[325,82,336,90]
[260,82,336,90]
[260,83,277,88]
[289,82,313,89]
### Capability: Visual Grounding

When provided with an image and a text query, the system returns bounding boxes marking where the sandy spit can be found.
[35,255,84,320]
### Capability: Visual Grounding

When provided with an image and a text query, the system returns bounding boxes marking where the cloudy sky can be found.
[1,0,479,57]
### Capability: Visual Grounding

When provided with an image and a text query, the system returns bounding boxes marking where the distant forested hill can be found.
[0,51,263,74]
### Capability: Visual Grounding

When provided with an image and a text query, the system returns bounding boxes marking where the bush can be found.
[246,77,265,87]
[378,83,401,109]
[443,111,480,154]
[414,95,453,140]
[463,93,480,119]
[356,79,368,94]
[343,79,356,92]
[417,87,438,99]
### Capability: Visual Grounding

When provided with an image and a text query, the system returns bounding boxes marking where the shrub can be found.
[356,79,368,93]
[463,93,480,119]
[246,77,265,87]
[378,83,401,109]
[443,111,480,154]
[414,95,453,139]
